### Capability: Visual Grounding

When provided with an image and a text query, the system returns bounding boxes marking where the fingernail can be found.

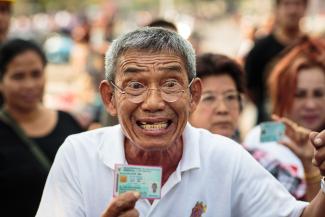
[133,191,141,198]
[314,137,322,147]
[312,158,318,166]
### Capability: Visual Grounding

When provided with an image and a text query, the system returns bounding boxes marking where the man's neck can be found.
[124,138,183,186]
[274,26,302,45]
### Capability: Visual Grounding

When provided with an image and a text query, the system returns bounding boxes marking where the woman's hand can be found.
[272,114,313,165]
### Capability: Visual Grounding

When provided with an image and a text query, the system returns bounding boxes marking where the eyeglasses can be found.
[110,79,194,103]
[200,91,240,108]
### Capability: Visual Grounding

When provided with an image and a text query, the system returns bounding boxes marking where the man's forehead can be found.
[119,50,183,60]
[117,49,185,66]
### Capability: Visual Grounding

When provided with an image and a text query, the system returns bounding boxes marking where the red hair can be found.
[268,36,325,116]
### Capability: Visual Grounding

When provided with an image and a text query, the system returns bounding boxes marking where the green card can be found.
[260,121,285,143]
[114,164,162,199]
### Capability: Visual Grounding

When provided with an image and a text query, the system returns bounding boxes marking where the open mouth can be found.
[136,120,172,130]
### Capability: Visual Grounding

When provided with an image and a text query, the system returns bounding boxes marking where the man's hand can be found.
[101,192,140,217]
[311,130,325,176]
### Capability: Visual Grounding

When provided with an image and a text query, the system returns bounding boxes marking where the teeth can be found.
[140,121,168,130]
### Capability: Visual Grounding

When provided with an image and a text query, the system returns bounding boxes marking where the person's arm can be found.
[272,115,321,201]
[301,130,325,217]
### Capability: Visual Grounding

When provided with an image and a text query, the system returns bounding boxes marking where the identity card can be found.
[260,121,285,143]
[114,164,162,199]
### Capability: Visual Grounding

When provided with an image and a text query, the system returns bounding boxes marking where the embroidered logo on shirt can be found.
[190,201,207,217]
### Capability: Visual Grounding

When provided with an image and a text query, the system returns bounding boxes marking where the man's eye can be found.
[127,81,145,89]
[163,80,179,87]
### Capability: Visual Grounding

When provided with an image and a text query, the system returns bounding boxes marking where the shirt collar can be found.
[178,123,201,172]
[98,125,126,169]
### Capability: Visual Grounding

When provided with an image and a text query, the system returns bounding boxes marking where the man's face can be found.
[105,50,200,151]
[276,0,307,30]
[0,2,11,43]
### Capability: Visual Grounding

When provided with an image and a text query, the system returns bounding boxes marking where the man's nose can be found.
[141,88,165,111]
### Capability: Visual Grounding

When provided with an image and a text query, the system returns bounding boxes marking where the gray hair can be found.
[105,27,196,82]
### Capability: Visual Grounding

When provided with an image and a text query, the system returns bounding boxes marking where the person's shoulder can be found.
[246,34,275,61]
[243,125,261,149]
[190,125,243,153]
[56,110,84,130]
[57,110,79,122]
[254,34,277,46]
[60,125,121,153]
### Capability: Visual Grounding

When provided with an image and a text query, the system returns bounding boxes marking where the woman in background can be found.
[190,52,322,201]
[244,36,325,201]
[0,39,84,217]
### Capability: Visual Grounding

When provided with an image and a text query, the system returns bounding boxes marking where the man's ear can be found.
[189,78,202,113]
[99,80,117,116]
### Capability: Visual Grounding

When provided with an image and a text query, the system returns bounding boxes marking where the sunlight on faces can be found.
[285,67,325,131]
[1,50,46,111]
[190,74,240,138]
[108,50,200,151]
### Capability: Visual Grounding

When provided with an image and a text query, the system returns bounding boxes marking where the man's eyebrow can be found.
[158,65,182,72]
[122,66,144,74]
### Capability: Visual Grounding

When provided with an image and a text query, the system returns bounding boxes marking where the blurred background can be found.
[8,0,325,131]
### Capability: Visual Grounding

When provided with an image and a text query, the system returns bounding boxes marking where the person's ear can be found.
[99,80,117,116]
[189,78,202,113]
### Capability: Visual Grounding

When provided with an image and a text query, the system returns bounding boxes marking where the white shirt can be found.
[244,125,305,178]
[36,124,307,217]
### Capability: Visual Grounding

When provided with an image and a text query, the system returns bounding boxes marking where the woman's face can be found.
[189,74,241,138]
[286,67,325,131]
[0,50,46,111]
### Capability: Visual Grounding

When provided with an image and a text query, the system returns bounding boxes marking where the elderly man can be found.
[36,27,325,217]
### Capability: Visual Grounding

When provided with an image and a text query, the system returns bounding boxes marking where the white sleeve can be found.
[231,148,308,217]
[36,138,85,217]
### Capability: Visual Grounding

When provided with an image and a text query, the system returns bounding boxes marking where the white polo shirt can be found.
[36,124,307,217]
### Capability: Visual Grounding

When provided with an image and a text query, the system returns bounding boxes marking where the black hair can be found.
[196,53,244,94]
[147,19,178,32]
[196,53,245,110]
[0,38,47,80]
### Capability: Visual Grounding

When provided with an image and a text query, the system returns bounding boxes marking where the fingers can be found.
[313,148,325,176]
[310,131,323,149]
[279,138,302,156]
[119,209,140,217]
[271,114,310,145]
[311,130,325,176]
[102,192,140,217]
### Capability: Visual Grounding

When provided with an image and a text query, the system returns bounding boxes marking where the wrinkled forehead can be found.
[118,48,185,62]
[116,48,187,71]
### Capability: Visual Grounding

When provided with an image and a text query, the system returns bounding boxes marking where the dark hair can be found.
[0,38,47,80]
[196,53,244,94]
[275,0,308,6]
[147,19,178,32]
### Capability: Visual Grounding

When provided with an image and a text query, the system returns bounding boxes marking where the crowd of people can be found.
[0,0,325,216]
